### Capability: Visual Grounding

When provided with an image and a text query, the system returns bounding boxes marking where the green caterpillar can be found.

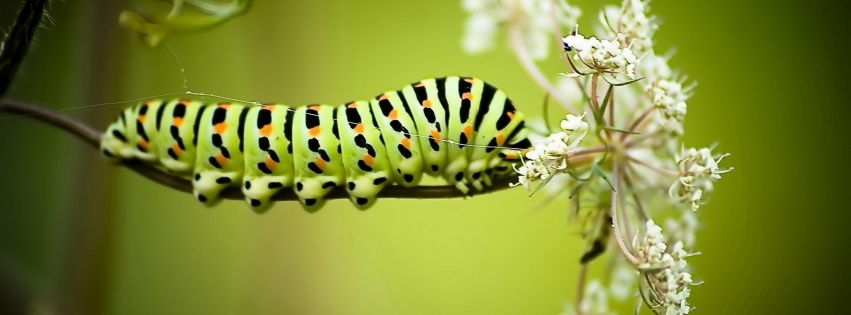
[100,76,531,211]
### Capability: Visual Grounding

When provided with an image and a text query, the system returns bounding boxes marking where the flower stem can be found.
[575,263,588,315]
[610,161,642,266]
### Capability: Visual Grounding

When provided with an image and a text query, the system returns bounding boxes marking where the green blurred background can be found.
[0,0,848,314]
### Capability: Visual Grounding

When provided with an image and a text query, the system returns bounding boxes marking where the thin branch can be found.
[0,0,47,96]
[0,98,521,201]
[610,161,641,266]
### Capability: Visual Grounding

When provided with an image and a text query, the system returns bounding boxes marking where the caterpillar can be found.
[100,76,532,211]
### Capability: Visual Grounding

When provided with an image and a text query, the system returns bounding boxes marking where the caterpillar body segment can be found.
[100,77,531,210]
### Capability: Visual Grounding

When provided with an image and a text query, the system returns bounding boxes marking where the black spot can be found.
[257,108,272,128]
[305,107,321,128]
[495,166,509,172]
[170,125,180,139]
[331,108,340,139]
[346,107,362,125]
[194,173,201,181]
[250,199,261,207]
[197,194,207,202]
[472,172,481,180]
[486,138,498,153]
[173,102,187,117]
[459,99,471,123]
[136,120,148,141]
[257,162,272,174]
[307,138,321,152]
[398,144,412,158]
[138,104,149,115]
[155,102,167,130]
[424,107,436,123]
[435,121,441,132]
[358,160,373,172]
[208,157,222,169]
[318,149,331,162]
[356,198,368,205]
[216,177,231,184]
[403,174,414,183]
[337,144,342,154]
[365,144,376,157]
[304,198,317,206]
[431,165,439,172]
[322,181,336,189]
[212,134,223,147]
[397,90,418,130]
[510,138,532,150]
[111,130,127,142]
[102,149,114,157]
[237,108,248,152]
[498,153,507,159]
[495,110,512,130]
[308,162,323,174]
[136,143,148,152]
[389,120,406,134]
[379,134,385,145]
[259,137,270,151]
[212,107,227,124]
[474,83,497,132]
[397,168,402,174]
[192,105,208,146]
[354,134,367,147]
[287,143,293,154]
[268,150,280,162]
[268,182,283,189]
[373,177,387,185]
[348,182,356,190]
[429,137,440,151]
[459,132,469,148]
[455,172,464,181]
[296,182,303,191]
[220,147,230,158]
[378,98,394,116]
[283,109,294,141]
[245,181,252,189]
[435,77,450,128]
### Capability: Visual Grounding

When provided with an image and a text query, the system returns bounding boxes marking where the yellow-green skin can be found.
[100,77,531,211]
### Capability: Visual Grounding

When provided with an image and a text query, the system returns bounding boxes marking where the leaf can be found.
[595,84,614,126]
[594,165,615,191]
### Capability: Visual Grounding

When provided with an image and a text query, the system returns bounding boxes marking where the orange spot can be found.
[347,102,358,108]
[363,154,374,166]
[414,83,424,87]
[308,126,321,137]
[216,153,228,167]
[259,124,272,136]
[422,99,432,108]
[388,109,398,120]
[143,101,151,105]
[430,129,441,140]
[464,78,475,83]
[378,94,389,101]
[218,103,230,109]
[264,157,277,171]
[171,144,183,156]
[314,158,326,169]
[138,139,149,150]
[309,105,321,111]
[138,115,146,123]
[462,92,473,100]
[354,123,364,134]
[496,133,506,146]
[463,124,473,140]
[504,152,520,159]
[213,123,227,134]
[506,112,514,119]
[400,137,411,149]
[173,117,184,127]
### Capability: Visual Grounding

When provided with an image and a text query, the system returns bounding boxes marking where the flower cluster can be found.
[563,31,639,79]
[512,113,588,190]
[634,221,695,315]
[669,147,732,211]
[461,0,733,314]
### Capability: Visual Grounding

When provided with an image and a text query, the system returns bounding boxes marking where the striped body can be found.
[100,77,531,211]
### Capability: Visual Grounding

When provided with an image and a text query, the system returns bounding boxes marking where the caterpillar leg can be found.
[192,170,240,207]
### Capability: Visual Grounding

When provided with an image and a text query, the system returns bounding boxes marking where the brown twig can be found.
[0,98,521,201]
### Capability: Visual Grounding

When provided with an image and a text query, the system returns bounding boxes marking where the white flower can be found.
[563,28,640,79]
[665,210,698,249]
[634,220,695,315]
[648,78,692,135]
[669,146,732,210]
[511,113,589,191]
[609,263,637,301]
